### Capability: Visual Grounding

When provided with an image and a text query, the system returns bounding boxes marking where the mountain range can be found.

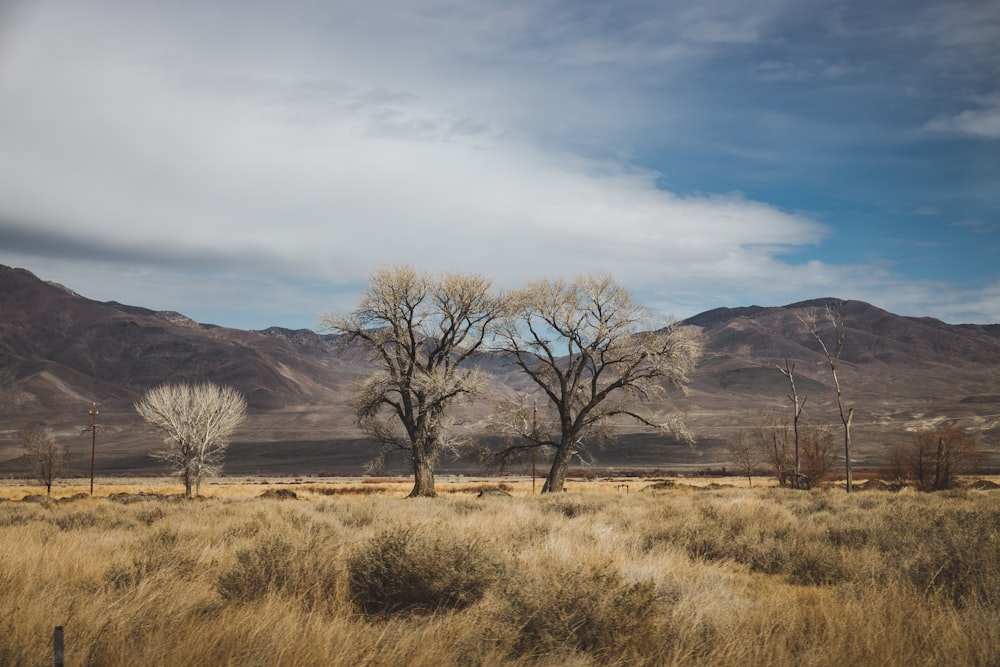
[2,264,998,477]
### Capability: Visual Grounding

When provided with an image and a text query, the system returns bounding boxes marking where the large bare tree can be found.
[135,382,247,497]
[492,274,702,493]
[21,429,69,497]
[320,266,504,497]
[803,305,855,492]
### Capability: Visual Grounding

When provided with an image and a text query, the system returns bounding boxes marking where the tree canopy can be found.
[135,382,246,497]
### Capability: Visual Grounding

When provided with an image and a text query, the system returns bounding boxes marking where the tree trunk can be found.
[934,436,946,491]
[408,445,437,498]
[843,414,853,493]
[541,442,575,493]
[792,415,801,489]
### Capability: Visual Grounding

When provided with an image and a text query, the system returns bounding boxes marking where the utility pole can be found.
[85,403,100,495]
[531,401,537,495]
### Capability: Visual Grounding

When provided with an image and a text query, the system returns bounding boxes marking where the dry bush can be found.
[538,493,613,518]
[218,531,341,607]
[218,534,295,601]
[347,526,506,616]
[496,562,661,660]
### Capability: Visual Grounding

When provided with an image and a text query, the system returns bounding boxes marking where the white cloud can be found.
[925,104,1000,140]
[0,0,998,327]
[753,59,861,82]
[953,219,999,233]
[0,1,830,312]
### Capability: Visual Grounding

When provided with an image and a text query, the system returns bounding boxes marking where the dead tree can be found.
[727,433,757,488]
[804,305,855,493]
[776,358,806,489]
[21,429,69,497]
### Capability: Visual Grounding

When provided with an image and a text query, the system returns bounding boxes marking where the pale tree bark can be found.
[803,305,855,493]
[777,358,806,489]
[135,383,246,498]
[321,266,503,498]
[492,274,702,493]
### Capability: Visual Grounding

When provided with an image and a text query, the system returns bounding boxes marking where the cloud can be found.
[953,219,999,234]
[0,2,829,300]
[753,59,861,82]
[0,0,998,328]
[924,103,1000,140]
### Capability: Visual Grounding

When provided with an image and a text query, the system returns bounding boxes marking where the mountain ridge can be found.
[2,264,998,475]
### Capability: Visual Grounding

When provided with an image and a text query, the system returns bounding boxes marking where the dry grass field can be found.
[1,477,998,666]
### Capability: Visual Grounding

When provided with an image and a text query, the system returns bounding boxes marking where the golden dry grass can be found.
[0,478,998,666]
[0,474,782,501]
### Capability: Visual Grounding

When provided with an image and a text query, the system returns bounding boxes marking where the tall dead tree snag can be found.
[776,358,806,489]
[803,304,855,493]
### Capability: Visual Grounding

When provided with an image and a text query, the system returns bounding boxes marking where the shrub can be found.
[218,535,294,602]
[347,526,505,616]
[498,563,661,660]
[106,528,197,590]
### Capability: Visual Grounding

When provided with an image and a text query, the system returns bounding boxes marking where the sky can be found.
[1,0,998,330]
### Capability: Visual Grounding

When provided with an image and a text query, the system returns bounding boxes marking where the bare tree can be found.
[751,410,792,486]
[776,358,806,488]
[905,424,980,490]
[727,433,758,488]
[804,305,855,492]
[21,429,69,497]
[492,274,702,493]
[881,440,910,484]
[320,266,504,497]
[798,425,835,489]
[135,382,247,498]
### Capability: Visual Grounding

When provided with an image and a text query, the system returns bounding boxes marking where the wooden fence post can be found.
[53,626,64,667]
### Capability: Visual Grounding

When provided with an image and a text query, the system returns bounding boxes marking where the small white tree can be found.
[135,382,247,497]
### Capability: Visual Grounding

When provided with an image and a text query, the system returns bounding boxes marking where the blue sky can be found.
[1,0,997,329]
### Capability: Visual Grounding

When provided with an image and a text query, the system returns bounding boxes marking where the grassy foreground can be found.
[1,479,998,666]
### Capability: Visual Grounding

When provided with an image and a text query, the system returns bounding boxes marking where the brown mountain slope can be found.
[1,265,998,476]
[0,266,369,474]
[679,299,1000,471]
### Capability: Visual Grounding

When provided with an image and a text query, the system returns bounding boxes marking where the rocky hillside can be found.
[1,265,998,475]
